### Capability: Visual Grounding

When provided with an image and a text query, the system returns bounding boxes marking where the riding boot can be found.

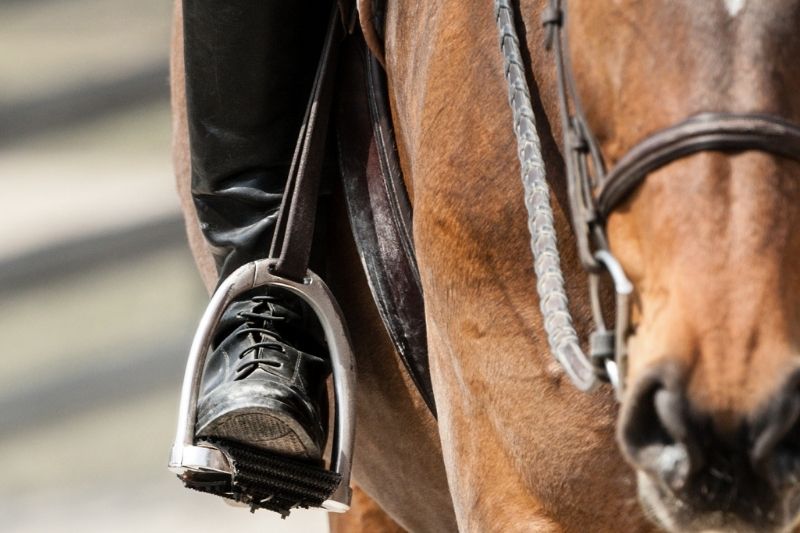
[183,0,330,280]
[182,0,333,463]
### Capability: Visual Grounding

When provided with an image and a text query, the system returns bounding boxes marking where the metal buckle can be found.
[591,250,633,399]
[167,258,355,512]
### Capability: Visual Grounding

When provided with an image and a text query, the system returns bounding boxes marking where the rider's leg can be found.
[181,0,332,460]
[183,0,329,279]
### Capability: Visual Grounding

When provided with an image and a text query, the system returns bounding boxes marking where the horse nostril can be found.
[620,376,698,491]
[751,387,800,481]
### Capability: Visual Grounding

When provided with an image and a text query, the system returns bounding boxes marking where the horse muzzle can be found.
[619,364,800,533]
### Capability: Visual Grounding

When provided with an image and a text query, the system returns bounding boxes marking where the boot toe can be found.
[196,378,325,461]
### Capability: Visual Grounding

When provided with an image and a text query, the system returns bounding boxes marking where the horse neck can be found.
[384,0,575,225]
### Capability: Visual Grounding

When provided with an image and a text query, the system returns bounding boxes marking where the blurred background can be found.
[0,0,327,531]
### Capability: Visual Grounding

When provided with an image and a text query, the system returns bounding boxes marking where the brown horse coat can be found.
[380,1,645,530]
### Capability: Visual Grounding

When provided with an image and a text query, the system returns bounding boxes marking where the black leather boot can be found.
[182,0,332,461]
[183,0,330,279]
[196,292,329,460]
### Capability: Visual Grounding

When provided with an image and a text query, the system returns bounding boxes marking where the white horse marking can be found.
[723,0,746,17]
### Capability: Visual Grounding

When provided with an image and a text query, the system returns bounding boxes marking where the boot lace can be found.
[232,295,290,378]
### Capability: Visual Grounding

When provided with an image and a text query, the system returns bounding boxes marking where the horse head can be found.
[565,0,800,530]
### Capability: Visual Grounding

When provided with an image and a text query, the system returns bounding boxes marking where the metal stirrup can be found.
[168,259,356,512]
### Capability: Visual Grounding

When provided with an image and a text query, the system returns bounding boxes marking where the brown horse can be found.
[172,0,800,531]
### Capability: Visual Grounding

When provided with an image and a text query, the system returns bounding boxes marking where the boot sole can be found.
[196,400,322,461]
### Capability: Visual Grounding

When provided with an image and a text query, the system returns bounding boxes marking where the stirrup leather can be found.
[168,259,355,514]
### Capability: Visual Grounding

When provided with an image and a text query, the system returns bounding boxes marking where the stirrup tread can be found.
[181,438,342,517]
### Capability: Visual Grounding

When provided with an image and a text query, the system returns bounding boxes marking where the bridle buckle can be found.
[589,250,633,399]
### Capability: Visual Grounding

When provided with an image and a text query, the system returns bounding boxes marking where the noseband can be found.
[495,0,800,397]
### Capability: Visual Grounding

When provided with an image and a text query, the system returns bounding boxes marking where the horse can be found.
[171,0,800,531]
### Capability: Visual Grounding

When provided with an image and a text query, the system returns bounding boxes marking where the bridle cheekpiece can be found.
[495,0,800,399]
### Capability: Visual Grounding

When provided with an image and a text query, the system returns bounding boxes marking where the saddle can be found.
[335,25,435,416]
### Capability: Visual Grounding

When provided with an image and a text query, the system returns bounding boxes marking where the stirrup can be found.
[168,259,355,515]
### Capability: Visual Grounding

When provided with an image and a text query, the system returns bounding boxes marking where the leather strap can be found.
[536,0,800,395]
[337,28,436,415]
[597,113,800,216]
[270,4,344,281]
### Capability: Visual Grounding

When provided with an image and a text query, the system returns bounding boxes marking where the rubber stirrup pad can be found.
[181,439,342,517]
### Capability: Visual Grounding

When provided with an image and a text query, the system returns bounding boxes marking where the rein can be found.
[494,0,800,398]
[495,1,612,392]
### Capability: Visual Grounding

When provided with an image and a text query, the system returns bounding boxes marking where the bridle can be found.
[495,0,800,397]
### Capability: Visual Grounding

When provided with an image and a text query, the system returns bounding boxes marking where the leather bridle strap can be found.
[597,113,800,216]
[270,4,344,282]
[497,0,800,397]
